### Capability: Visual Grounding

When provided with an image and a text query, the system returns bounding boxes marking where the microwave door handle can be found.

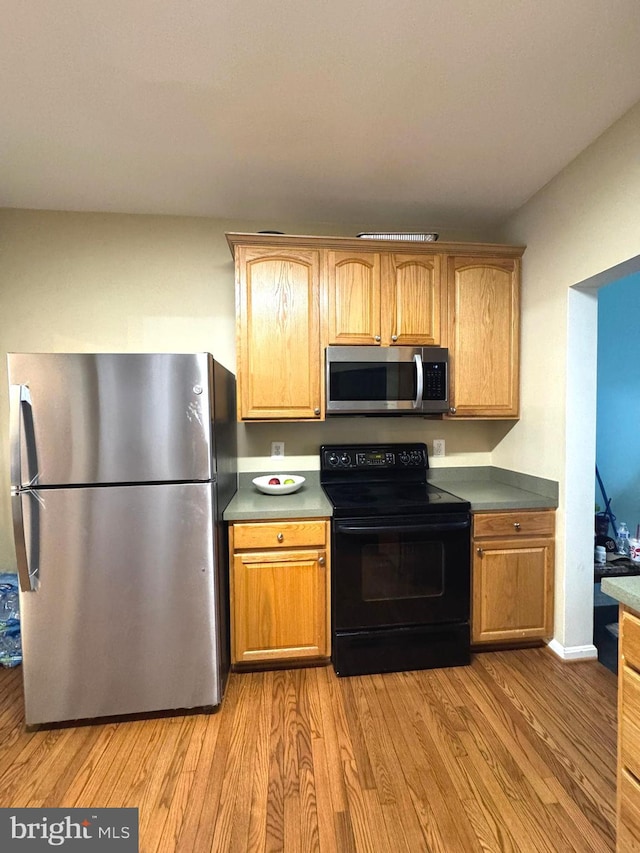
[10,384,36,592]
[413,353,424,409]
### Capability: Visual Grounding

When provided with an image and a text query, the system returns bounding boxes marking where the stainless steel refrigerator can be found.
[8,352,237,727]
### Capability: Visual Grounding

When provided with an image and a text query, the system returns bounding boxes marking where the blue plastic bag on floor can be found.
[0,573,22,667]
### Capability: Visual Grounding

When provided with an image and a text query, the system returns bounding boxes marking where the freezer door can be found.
[18,482,226,725]
[8,352,214,486]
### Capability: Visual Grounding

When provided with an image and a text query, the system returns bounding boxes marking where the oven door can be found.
[332,513,470,630]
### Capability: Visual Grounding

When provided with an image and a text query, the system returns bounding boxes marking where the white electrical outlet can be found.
[271,441,285,458]
[432,439,446,457]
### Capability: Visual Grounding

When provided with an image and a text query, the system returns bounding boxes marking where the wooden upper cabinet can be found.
[227,233,524,422]
[382,253,444,346]
[236,246,322,420]
[326,250,444,346]
[326,250,382,344]
[447,256,520,418]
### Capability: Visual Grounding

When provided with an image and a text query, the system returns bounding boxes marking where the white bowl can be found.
[252,474,305,495]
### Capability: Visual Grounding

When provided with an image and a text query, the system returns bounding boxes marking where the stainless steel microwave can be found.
[325,346,449,415]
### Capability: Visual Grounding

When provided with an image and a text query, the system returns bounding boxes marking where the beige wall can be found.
[498,99,640,479]
[0,209,498,570]
[499,99,640,653]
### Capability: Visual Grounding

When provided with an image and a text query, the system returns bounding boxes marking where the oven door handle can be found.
[336,520,470,535]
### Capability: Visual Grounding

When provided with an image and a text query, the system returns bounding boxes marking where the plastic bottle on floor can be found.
[0,573,21,668]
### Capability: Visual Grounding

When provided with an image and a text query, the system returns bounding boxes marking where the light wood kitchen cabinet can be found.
[227,233,524,422]
[446,255,520,418]
[471,509,555,645]
[326,250,382,344]
[326,250,444,346]
[229,519,331,667]
[234,245,322,420]
[617,607,640,851]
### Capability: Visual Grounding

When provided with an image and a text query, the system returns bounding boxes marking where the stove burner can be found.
[320,448,470,517]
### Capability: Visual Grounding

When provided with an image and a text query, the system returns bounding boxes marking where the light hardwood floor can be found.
[0,648,618,852]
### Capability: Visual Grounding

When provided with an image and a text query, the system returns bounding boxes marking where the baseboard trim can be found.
[547,638,598,661]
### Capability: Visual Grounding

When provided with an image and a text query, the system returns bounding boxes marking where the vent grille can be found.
[356,232,439,242]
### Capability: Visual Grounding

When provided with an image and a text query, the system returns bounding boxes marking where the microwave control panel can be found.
[423,362,447,400]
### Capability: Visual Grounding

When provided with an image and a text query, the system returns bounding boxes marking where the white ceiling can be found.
[3,0,640,231]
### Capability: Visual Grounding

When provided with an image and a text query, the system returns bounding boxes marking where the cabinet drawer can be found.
[473,509,555,539]
[623,609,640,673]
[232,520,327,550]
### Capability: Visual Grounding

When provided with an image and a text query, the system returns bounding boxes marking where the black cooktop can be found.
[320,443,470,518]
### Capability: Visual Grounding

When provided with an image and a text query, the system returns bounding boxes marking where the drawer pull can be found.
[513,522,521,530]
[277,533,284,542]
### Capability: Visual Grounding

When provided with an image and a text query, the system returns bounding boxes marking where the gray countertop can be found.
[427,466,558,511]
[224,471,332,520]
[223,465,558,521]
[601,576,640,614]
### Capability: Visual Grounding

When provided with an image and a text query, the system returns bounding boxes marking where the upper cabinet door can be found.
[236,247,322,420]
[447,256,520,418]
[382,253,444,346]
[326,251,382,344]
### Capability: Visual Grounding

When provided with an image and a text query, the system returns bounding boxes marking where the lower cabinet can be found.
[471,509,555,645]
[618,607,640,851]
[229,519,331,667]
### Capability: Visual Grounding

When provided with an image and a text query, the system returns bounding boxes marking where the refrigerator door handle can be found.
[9,384,31,489]
[11,491,35,592]
[10,385,36,592]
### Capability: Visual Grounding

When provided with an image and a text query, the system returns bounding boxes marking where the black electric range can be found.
[320,443,472,677]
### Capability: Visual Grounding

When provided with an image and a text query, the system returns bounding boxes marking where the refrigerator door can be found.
[19,482,224,725]
[8,353,214,487]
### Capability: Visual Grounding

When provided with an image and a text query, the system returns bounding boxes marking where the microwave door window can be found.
[387,364,417,401]
[331,363,416,403]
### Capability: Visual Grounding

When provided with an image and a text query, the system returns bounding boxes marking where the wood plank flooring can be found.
[0,648,618,852]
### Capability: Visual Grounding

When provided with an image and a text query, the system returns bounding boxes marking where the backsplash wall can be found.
[238,418,515,472]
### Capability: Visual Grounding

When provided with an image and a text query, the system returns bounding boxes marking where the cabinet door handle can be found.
[513,522,521,531]
[374,335,381,342]
[318,556,325,566]
[476,547,483,556]
[314,407,320,415]
[391,334,398,342]
[449,406,457,414]
[277,533,284,542]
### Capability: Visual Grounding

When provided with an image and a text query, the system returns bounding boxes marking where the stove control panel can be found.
[321,444,427,470]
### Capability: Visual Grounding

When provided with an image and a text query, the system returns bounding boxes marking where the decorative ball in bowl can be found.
[252,475,305,495]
